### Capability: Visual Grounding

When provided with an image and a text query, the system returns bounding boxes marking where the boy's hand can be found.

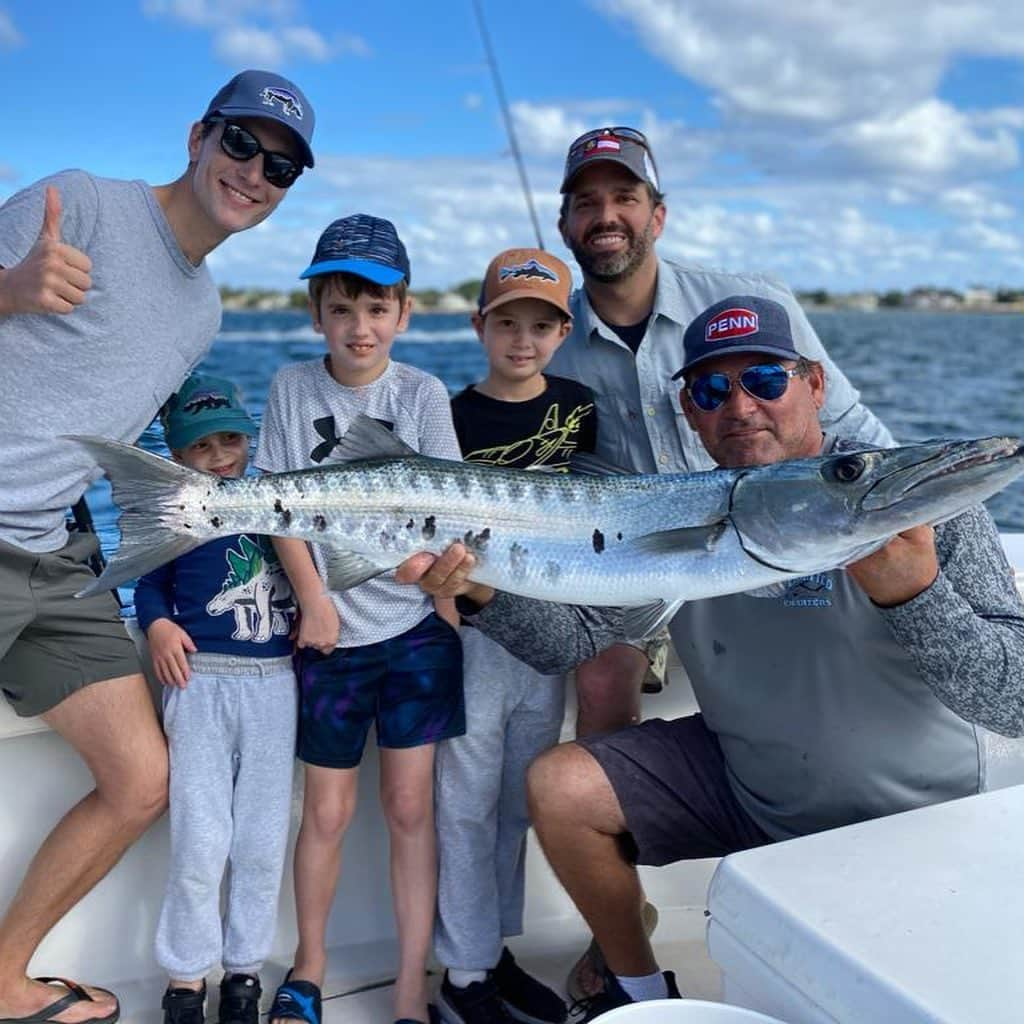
[0,186,93,316]
[297,593,341,654]
[146,618,197,688]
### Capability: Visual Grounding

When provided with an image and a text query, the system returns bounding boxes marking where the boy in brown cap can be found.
[433,249,596,1024]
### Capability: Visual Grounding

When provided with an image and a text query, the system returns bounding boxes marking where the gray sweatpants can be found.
[155,653,297,981]
[434,627,566,971]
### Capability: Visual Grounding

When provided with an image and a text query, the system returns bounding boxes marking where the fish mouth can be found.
[861,436,1023,512]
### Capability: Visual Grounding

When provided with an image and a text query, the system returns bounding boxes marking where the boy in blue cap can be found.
[257,215,464,1024]
[135,373,297,1024]
[0,68,313,1024]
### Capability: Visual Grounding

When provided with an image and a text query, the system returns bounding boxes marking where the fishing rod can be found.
[472,0,546,251]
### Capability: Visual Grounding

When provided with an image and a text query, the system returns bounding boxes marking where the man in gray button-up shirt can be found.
[547,126,894,1000]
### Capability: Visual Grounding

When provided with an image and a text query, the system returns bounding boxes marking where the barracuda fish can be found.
[70,418,1024,637]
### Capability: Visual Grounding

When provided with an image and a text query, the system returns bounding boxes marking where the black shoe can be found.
[492,949,566,1024]
[162,982,207,1024]
[438,972,514,1023]
[570,969,681,1022]
[218,974,261,1024]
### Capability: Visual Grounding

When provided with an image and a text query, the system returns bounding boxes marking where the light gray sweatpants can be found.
[155,653,297,981]
[434,627,566,971]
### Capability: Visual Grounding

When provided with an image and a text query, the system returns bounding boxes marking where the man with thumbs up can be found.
[0,70,314,1024]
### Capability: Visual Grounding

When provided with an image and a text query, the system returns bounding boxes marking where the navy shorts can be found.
[296,612,465,769]
[578,714,772,866]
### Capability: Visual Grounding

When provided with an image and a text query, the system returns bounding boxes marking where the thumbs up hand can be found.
[0,186,93,315]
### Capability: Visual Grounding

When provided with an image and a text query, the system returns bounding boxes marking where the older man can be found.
[0,70,314,1024]
[398,294,1024,1020]
[548,124,894,996]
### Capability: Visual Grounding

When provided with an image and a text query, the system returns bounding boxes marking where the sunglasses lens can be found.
[220,123,259,160]
[218,122,300,188]
[690,373,731,412]
[741,364,790,401]
[263,154,300,188]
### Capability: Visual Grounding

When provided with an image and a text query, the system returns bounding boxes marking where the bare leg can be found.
[529,742,657,978]
[285,764,359,998]
[380,745,436,1024]
[574,644,647,738]
[0,674,168,1022]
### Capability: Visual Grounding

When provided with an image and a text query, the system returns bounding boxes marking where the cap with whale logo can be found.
[478,248,573,318]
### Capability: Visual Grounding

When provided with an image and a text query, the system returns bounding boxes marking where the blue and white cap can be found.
[203,69,315,168]
[300,214,411,286]
[673,295,800,378]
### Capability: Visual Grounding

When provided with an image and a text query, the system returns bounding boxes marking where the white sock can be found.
[615,971,668,1002]
[449,969,489,989]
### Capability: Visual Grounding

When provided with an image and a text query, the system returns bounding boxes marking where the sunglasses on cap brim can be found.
[685,363,805,412]
[207,119,303,189]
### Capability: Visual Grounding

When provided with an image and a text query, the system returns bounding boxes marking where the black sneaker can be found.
[218,974,261,1024]
[162,982,206,1024]
[492,949,566,1024]
[438,972,514,1023]
[570,969,681,1022]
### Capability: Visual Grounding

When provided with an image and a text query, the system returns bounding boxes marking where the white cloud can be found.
[0,8,23,48]
[463,93,483,111]
[144,0,365,66]
[595,1,1024,186]
[841,99,1019,178]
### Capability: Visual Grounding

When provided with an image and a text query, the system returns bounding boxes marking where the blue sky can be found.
[3,1,1024,293]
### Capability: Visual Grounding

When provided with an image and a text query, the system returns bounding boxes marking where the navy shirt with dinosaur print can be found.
[135,535,296,657]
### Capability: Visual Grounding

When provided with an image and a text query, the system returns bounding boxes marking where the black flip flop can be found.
[0,977,120,1024]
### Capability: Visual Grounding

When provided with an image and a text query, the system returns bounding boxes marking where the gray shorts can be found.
[577,714,772,866]
[0,532,141,717]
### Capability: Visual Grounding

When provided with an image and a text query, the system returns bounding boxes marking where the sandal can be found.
[0,978,120,1024]
[267,973,321,1024]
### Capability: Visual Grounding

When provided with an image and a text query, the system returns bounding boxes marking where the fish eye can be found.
[829,454,866,484]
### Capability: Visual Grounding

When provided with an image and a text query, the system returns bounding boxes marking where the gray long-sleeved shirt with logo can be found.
[468,501,1024,841]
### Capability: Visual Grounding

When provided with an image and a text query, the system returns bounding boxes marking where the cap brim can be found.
[210,103,315,168]
[166,414,257,451]
[299,258,406,285]
[480,288,572,319]
[560,153,646,193]
[673,342,802,379]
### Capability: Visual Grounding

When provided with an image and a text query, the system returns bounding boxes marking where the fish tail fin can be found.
[66,436,207,597]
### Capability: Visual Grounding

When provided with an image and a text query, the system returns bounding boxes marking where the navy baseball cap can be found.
[300,214,411,286]
[203,70,315,169]
[672,295,800,378]
[161,373,257,451]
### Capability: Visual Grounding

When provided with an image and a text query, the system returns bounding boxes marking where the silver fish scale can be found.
[177,457,751,605]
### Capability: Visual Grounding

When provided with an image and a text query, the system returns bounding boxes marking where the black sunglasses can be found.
[686,363,803,412]
[210,120,302,189]
[569,126,650,155]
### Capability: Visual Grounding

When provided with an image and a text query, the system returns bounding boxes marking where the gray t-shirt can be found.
[0,170,221,551]
[256,356,462,647]
[469,497,1024,841]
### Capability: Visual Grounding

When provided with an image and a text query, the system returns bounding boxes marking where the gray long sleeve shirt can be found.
[468,504,1024,840]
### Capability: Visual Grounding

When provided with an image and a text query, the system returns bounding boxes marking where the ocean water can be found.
[84,308,1024,574]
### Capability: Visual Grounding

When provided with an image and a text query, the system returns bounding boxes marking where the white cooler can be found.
[706,785,1024,1023]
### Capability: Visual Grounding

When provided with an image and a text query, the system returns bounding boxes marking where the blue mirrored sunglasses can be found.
[686,363,802,412]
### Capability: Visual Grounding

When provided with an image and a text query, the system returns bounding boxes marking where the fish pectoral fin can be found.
[623,599,685,641]
[568,452,636,476]
[744,581,790,598]
[335,415,417,462]
[321,548,388,591]
[631,521,728,554]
